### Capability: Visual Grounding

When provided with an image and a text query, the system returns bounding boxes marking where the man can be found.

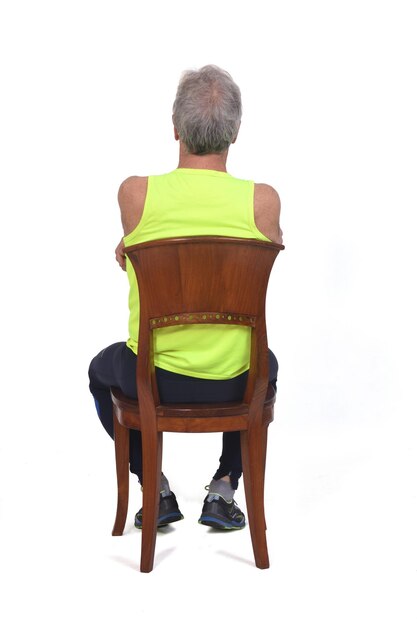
[89,65,283,531]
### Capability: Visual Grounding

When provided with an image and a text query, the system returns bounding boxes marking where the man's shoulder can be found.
[253,182,282,244]
[118,176,149,235]
[118,175,148,195]
[254,182,280,208]
[118,176,149,207]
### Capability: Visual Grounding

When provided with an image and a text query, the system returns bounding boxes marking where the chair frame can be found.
[110,236,284,572]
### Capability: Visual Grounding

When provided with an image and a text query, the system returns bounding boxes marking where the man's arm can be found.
[115,238,126,270]
[118,176,148,234]
[115,176,148,270]
[254,183,283,244]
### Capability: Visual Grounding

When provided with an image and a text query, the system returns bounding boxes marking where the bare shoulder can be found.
[118,176,149,235]
[253,182,283,244]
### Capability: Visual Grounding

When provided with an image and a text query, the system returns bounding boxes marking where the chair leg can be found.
[140,431,163,573]
[259,423,269,531]
[241,424,270,569]
[112,414,130,536]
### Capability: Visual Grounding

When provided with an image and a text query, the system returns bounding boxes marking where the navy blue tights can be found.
[88,342,278,490]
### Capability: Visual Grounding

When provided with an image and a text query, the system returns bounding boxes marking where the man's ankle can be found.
[207,477,235,503]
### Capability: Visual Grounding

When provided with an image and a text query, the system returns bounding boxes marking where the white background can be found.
[1,1,416,623]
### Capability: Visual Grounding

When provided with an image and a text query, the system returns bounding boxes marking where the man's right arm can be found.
[118,176,148,235]
[115,176,148,270]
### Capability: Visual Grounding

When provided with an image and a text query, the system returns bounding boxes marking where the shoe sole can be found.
[135,513,184,530]
[198,516,245,530]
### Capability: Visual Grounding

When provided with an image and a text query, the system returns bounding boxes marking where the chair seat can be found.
[111,383,276,433]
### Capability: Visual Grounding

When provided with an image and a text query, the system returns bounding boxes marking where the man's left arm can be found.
[254,183,283,244]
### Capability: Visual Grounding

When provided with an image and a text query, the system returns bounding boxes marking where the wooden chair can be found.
[110,236,284,572]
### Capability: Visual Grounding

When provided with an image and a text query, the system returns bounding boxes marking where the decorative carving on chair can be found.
[150,312,256,329]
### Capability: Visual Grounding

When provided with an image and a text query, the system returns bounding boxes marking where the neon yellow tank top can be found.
[123,168,270,379]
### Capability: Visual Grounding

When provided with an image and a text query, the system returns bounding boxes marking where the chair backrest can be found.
[124,236,283,419]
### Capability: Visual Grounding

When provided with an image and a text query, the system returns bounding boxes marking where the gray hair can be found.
[172,65,242,155]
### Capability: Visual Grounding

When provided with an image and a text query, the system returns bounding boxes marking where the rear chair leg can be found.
[241,426,270,569]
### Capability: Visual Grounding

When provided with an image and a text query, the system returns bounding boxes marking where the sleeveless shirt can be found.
[123,168,270,379]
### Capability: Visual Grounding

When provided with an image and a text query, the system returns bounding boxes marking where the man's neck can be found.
[177,144,229,172]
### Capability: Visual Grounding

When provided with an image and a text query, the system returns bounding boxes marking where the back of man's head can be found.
[172,65,242,156]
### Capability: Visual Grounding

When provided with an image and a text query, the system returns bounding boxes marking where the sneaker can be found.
[198,493,246,530]
[135,492,184,529]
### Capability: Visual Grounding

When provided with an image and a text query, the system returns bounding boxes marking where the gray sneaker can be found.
[198,493,245,530]
[135,492,184,529]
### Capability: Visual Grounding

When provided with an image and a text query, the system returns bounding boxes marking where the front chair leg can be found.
[112,413,130,536]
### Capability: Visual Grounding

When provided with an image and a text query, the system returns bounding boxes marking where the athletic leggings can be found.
[88,342,278,490]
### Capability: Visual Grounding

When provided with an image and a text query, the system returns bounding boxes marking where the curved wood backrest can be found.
[124,236,284,424]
